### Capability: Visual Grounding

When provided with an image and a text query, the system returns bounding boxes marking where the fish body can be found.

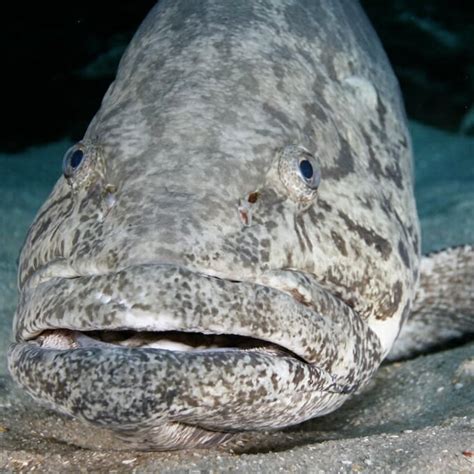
[9,0,424,449]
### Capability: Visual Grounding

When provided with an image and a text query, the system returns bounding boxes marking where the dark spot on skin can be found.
[296,46,316,69]
[287,249,294,267]
[381,204,412,265]
[377,95,387,130]
[132,303,152,311]
[331,231,348,257]
[106,250,119,268]
[79,185,102,213]
[384,163,403,190]
[84,303,95,322]
[345,297,357,309]
[72,229,80,247]
[295,214,313,252]
[293,215,306,251]
[338,211,392,260]
[30,218,52,246]
[30,194,71,229]
[412,231,420,255]
[322,134,355,180]
[398,240,410,268]
[272,63,285,79]
[289,289,310,306]
[363,130,404,190]
[254,129,272,138]
[357,196,373,210]
[366,140,382,175]
[379,196,394,220]
[272,64,286,93]
[271,373,279,391]
[165,389,178,409]
[369,119,387,144]
[363,129,373,148]
[262,103,296,130]
[292,365,305,385]
[264,221,278,232]
[377,281,403,320]
[303,102,327,123]
[307,206,319,226]
[319,49,338,81]
[317,199,332,213]
[260,250,270,262]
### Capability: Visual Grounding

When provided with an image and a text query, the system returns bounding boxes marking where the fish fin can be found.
[388,245,474,360]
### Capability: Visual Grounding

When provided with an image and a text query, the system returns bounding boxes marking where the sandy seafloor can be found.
[0,122,472,472]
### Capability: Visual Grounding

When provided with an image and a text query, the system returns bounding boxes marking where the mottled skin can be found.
[9,0,424,449]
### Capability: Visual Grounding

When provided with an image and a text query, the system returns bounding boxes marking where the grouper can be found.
[8,0,474,450]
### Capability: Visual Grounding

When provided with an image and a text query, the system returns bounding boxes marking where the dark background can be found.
[2,0,473,153]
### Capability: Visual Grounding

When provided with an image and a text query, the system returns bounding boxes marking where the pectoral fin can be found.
[388,245,474,360]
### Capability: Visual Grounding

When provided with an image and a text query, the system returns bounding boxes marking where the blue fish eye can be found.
[299,159,313,180]
[70,149,84,169]
[63,146,86,179]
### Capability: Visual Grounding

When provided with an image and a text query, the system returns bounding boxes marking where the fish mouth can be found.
[19,260,313,360]
[9,263,380,445]
[13,263,341,363]
[36,328,304,360]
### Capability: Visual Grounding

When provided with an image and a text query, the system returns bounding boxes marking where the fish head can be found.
[9,0,420,450]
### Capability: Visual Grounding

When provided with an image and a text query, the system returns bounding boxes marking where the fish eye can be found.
[69,149,84,169]
[62,145,85,179]
[277,145,321,202]
[60,139,105,191]
[299,159,313,179]
[298,157,320,190]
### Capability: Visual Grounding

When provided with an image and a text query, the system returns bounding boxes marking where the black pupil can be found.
[70,149,84,169]
[299,159,313,180]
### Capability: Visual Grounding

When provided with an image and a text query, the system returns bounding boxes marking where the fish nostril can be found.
[247,191,259,203]
[238,191,260,226]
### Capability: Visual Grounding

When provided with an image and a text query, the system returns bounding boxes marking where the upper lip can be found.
[14,262,334,364]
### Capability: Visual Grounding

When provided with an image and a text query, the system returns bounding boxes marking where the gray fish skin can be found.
[9,0,421,449]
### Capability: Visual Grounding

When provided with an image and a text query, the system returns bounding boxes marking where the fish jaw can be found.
[9,263,382,447]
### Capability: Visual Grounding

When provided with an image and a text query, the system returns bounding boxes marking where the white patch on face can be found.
[122,309,182,332]
[369,315,401,357]
[342,76,378,110]
[258,270,312,305]
[141,339,195,351]
[95,291,112,304]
